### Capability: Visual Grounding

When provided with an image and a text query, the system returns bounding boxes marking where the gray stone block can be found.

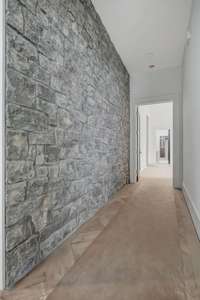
[7,161,35,184]
[36,165,48,178]
[7,69,36,108]
[44,145,60,162]
[35,145,45,165]
[7,104,49,132]
[36,98,57,126]
[34,66,50,86]
[36,84,55,103]
[57,108,73,129]
[7,131,29,160]
[55,92,70,110]
[26,178,48,199]
[20,0,38,13]
[7,26,38,78]
[23,7,41,44]
[6,235,40,288]
[6,216,35,251]
[7,0,24,33]
[29,130,56,145]
[7,182,27,207]
[48,165,60,180]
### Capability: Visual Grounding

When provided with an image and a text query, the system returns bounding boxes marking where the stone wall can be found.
[5,0,130,287]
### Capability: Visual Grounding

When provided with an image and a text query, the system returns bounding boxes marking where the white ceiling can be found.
[92,0,192,74]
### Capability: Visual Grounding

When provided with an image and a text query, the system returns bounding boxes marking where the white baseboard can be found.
[182,183,200,240]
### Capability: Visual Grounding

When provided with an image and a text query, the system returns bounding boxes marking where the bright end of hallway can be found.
[141,164,172,179]
[137,102,173,182]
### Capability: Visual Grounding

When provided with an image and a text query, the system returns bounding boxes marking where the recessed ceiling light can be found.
[146,52,154,57]
[149,64,155,69]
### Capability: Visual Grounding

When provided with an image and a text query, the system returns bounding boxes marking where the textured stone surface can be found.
[6,0,130,287]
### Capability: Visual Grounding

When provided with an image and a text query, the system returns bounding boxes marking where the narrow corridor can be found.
[47,174,200,299]
[2,167,200,299]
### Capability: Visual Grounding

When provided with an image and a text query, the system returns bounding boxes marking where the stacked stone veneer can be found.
[5,0,130,287]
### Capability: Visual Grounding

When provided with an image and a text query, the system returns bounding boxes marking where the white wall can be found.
[134,67,182,100]
[182,0,200,237]
[132,66,183,188]
[0,0,5,290]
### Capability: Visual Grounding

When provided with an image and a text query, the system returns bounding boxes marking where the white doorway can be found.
[136,102,173,181]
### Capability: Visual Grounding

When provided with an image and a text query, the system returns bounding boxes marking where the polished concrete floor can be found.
[1,166,200,299]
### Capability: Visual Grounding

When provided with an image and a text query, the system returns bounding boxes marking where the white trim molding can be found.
[182,183,200,240]
[0,0,5,290]
[129,77,136,183]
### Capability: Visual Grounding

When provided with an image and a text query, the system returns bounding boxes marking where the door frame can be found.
[136,108,149,180]
[131,95,182,188]
[146,115,149,167]
[0,0,6,290]
[135,101,173,181]
[168,129,171,164]
[136,107,140,181]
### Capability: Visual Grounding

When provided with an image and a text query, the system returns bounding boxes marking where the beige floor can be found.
[141,163,172,179]
[1,166,200,299]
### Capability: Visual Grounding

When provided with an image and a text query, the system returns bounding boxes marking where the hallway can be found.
[47,176,200,300]
[1,0,200,295]
[2,167,200,299]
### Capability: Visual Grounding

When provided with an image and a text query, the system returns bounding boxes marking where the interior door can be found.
[136,107,141,181]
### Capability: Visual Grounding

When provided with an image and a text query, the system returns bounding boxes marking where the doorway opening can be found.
[136,102,173,181]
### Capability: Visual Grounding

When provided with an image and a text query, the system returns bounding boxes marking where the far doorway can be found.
[136,102,173,181]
